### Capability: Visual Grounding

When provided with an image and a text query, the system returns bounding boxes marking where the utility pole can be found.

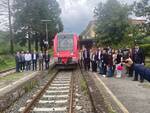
[41,19,51,51]
[8,0,14,54]
[28,26,32,52]
[41,20,51,42]
[26,32,31,52]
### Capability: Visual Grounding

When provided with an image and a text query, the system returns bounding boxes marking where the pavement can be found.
[94,73,150,113]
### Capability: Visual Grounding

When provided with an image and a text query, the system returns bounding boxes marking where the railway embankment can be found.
[0,64,54,112]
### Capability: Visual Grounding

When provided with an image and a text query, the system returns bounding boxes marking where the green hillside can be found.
[0,31,10,54]
[143,36,150,43]
[0,31,9,42]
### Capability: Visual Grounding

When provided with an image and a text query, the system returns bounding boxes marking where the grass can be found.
[24,80,38,93]
[0,55,15,71]
[145,57,150,68]
[143,36,150,43]
[0,47,53,72]
[0,71,32,82]
[80,76,88,95]
[145,63,150,68]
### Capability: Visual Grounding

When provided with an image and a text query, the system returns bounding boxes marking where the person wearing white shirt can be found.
[25,51,32,71]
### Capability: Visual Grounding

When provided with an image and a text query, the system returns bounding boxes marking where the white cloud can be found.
[57,0,100,34]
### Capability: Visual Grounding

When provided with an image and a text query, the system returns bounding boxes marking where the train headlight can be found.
[72,57,77,62]
[54,57,58,62]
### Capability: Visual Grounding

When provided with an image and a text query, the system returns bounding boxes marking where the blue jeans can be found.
[107,66,113,77]
[102,63,107,75]
[98,61,103,74]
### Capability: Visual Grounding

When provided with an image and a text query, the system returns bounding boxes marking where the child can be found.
[116,63,124,78]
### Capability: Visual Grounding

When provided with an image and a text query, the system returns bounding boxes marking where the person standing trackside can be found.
[25,51,32,71]
[107,51,113,77]
[38,51,44,70]
[83,48,90,71]
[32,50,38,71]
[79,49,84,68]
[20,51,25,72]
[128,48,134,77]
[97,48,103,74]
[44,51,50,69]
[91,50,98,72]
[101,49,108,77]
[112,50,117,75]
[15,51,21,72]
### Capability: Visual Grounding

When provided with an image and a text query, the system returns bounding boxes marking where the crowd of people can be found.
[15,50,51,72]
[79,44,146,83]
[15,44,149,83]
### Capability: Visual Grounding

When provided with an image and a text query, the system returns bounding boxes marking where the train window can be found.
[57,34,74,52]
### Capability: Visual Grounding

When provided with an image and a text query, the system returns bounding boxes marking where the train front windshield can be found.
[57,34,74,52]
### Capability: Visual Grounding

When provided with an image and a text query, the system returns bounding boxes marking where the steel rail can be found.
[79,67,97,113]
[22,70,59,113]
[68,70,75,113]
[0,67,15,74]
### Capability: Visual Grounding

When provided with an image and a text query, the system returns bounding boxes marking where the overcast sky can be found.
[57,0,137,34]
[0,0,138,33]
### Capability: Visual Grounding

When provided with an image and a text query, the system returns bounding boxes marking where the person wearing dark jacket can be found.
[44,51,50,69]
[32,50,38,71]
[132,45,145,82]
[91,50,98,72]
[116,50,122,64]
[15,51,21,72]
[97,48,103,74]
[101,49,108,76]
[107,52,113,77]
[20,51,25,71]
[83,48,90,71]
[128,48,134,77]
[125,58,150,82]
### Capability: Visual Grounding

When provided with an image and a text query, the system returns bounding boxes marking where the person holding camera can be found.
[125,58,150,82]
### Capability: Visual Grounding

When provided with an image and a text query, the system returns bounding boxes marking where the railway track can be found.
[19,70,76,113]
[0,67,15,74]
[0,67,15,77]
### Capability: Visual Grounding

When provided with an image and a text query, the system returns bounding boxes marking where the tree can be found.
[13,0,63,51]
[94,0,131,47]
[0,0,14,54]
[133,0,150,35]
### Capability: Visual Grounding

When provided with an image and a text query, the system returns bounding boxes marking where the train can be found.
[53,33,79,69]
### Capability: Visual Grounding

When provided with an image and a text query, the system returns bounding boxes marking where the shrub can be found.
[140,44,150,56]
